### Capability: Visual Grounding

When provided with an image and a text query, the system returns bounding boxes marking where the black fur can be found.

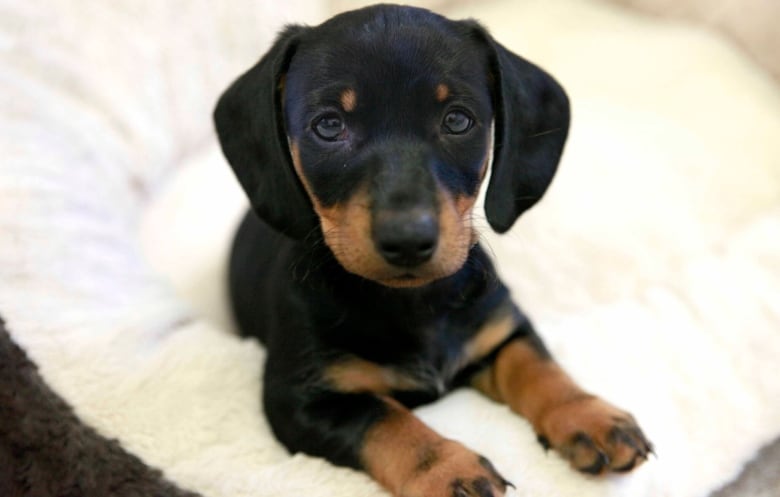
[478,29,570,233]
[214,26,315,239]
[215,4,568,475]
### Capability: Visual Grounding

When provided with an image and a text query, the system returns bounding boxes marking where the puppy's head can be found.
[214,5,569,287]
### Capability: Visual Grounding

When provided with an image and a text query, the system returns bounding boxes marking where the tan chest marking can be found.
[463,307,518,365]
[324,357,426,394]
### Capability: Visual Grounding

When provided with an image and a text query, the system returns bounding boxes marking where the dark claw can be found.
[608,423,655,467]
[632,428,655,460]
[610,426,644,453]
[451,479,470,497]
[646,440,657,458]
[580,450,610,475]
[478,455,513,490]
[473,477,496,497]
[537,434,552,451]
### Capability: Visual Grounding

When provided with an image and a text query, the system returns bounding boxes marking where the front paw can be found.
[400,442,512,497]
[536,396,653,474]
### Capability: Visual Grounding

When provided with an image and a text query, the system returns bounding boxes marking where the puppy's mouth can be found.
[379,271,436,288]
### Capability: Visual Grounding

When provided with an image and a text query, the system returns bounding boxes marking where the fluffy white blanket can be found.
[2,0,779,496]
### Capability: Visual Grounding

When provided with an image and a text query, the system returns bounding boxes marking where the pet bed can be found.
[2,0,779,496]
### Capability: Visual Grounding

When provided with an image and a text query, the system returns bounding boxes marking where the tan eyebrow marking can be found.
[341,88,357,112]
[435,84,450,102]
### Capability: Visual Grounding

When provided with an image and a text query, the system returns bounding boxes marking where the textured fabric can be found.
[2,0,779,496]
[0,317,202,497]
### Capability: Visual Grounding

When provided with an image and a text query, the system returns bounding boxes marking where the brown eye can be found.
[442,110,474,135]
[313,113,346,141]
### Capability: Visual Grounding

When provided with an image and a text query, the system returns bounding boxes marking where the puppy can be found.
[214,5,652,496]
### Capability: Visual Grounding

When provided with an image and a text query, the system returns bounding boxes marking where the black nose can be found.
[373,210,438,267]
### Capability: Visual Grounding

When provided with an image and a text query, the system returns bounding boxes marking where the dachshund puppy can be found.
[214,5,652,496]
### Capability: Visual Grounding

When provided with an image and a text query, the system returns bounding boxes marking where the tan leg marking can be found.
[473,340,653,474]
[362,397,509,497]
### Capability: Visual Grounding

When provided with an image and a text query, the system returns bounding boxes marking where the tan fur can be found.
[340,88,357,112]
[537,396,644,471]
[435,83,450,102]
[431,188,477,282]
[362,397,441,494]
[473,340,650,473]
[324,357,425,394]
[290,141,483,288]
[490,340,583,423]
[362,397,506,497]
[463,306,517,364]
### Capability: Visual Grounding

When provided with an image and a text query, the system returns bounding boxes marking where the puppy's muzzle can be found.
[372,208,439,267]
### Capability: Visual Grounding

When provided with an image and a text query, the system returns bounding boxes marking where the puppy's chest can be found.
[323,306,513,407]
[389,317,475,397]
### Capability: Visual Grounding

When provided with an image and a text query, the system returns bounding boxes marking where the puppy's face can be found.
[214,6,569,288]
[283,12,494,287]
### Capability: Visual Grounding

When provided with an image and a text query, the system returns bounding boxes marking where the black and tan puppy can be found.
[214,5,651,496]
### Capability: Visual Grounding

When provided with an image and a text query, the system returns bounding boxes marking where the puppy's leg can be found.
[265,381,510,497]
[363,397,511,497]
[472,322,653,474]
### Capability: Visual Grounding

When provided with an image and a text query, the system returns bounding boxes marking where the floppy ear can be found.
[476,29,570,233]
[213,26,317,239]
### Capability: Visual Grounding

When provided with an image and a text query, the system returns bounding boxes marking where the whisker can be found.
[530,127,564,138]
